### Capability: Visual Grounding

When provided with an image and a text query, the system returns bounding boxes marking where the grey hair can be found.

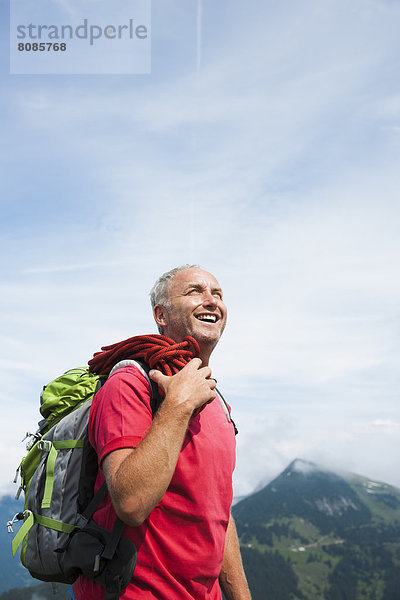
[150,264,201,309]
[150,264,200,334]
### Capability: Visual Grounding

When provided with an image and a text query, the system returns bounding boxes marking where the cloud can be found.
[232,405,400,498]
[363,419,400,434]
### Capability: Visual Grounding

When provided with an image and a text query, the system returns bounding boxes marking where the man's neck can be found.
[198,345,214,366]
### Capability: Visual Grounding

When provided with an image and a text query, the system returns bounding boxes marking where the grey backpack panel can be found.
[24,399,93,581]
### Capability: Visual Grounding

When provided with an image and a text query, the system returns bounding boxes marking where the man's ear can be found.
[153,304,168,328]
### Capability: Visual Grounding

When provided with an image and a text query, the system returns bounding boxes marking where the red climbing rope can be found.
[88,334,201,378]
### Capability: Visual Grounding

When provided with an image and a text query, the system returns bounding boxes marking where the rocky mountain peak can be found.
[286,458,321,475]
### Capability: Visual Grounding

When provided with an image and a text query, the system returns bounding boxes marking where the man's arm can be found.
[219,514,252,600]
[102,358,216,526]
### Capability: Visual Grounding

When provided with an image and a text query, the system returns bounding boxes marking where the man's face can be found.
[156,268,227,353]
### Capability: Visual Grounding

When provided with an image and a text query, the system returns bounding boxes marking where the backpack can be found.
[9,360,160,600]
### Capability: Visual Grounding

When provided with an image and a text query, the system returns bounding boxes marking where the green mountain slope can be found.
[232,459,400,600]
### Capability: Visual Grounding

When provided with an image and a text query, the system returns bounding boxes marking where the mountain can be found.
[232,459,400,600]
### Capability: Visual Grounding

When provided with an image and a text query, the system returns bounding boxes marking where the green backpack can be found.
[9,362,156,600]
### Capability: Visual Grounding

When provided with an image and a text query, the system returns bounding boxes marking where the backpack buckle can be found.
[6,511,29,534]
[37,440,52,452]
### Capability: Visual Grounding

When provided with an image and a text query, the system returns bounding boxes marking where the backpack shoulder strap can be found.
[216,387,238,435]
[107,359,162,416]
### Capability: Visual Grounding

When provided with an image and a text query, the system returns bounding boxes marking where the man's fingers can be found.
[184,358,214,379]
[149,369,166,384]
[150,363,212,384]
[150,362,215,411]
[188,357,203,369]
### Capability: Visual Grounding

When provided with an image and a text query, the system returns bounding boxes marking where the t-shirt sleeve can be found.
[88,365,153,465]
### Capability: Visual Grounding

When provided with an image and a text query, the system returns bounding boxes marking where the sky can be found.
[1,0,400,500]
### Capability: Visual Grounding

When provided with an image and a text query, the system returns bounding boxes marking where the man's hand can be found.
[149,358,216,417]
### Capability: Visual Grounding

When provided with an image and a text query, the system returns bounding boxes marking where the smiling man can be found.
[72,265,251,600]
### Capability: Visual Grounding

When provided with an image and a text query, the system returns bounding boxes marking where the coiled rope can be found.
[88,334,200,378]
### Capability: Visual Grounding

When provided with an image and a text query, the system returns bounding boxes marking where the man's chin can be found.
[192,329,222,348]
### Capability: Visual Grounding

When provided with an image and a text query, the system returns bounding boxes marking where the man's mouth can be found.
[196,314,219,323]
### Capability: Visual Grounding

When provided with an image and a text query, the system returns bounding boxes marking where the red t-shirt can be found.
[73,365,236,599]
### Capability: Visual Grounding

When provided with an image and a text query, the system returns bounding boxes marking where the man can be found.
[72,265,251,599]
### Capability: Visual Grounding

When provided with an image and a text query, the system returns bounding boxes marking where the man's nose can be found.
[202,290,218,306]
